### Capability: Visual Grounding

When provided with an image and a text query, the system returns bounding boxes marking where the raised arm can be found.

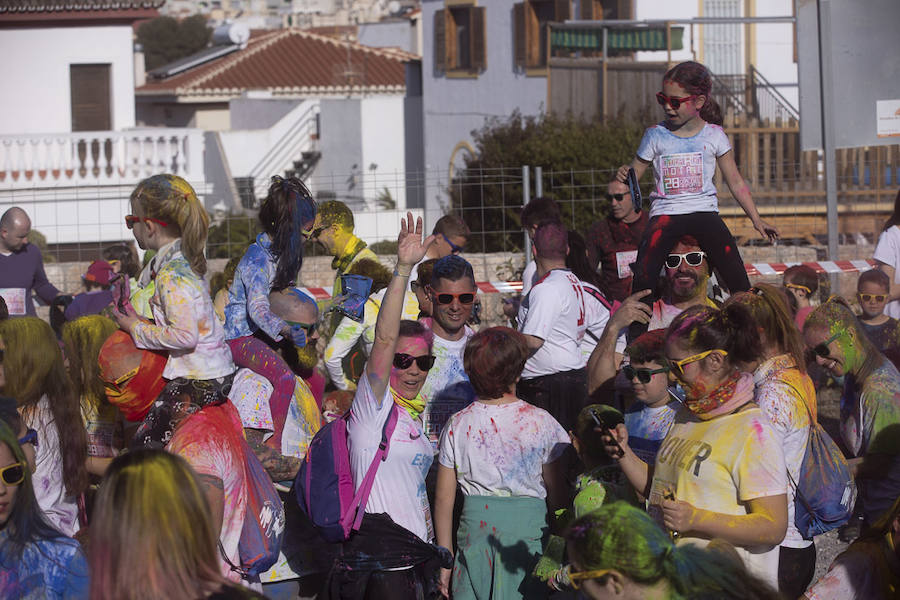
[365,213,434,401]
[587,289,651,394]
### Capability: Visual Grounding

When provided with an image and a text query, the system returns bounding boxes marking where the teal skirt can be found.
[452,495,549,600]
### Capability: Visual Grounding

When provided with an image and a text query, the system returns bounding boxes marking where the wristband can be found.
[394,265,412,277]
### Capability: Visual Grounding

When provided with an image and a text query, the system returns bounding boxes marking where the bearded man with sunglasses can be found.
[418,255,477,449]
[647,235,718,332]
[516,222,588,431]
[585,179,648,302]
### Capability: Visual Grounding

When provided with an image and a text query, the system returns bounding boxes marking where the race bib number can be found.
[0,288,27,315]
[661,152,703,195]
[615,250,638,279]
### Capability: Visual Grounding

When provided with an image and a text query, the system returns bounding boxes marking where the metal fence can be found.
[3,158,898,298]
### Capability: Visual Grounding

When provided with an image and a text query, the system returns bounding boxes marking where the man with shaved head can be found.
[516,221,588,430]
[0,207,60,316]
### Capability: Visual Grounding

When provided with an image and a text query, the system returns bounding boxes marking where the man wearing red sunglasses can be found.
[420,255,477,449]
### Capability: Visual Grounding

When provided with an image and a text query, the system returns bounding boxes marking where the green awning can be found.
[551,26,684,51]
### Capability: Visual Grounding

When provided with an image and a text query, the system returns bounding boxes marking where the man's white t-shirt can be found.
[518,269,587,378]
[873,226,900,319]
[637,123,732,218]
[419,323,476,450]
[648,405,787,590]
[580,281,613,363]
[520,260,539,296]
[438,399,569,498]
[348,375,434,542]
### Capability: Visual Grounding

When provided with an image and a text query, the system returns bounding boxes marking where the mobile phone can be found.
[589,407,625,457]
[626,167,642,213]
[668,385,686,405]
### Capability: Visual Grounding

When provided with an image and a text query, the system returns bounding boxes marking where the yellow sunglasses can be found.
[669,349,728,377]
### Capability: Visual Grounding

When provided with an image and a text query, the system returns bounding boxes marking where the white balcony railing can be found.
[0,128,205,189]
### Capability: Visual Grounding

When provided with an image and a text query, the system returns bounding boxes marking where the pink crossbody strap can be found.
[341,403,400,533]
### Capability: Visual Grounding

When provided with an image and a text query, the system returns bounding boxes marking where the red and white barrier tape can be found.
[297,260,877,300]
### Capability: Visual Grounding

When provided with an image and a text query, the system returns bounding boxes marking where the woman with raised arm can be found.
[329,213,451,599]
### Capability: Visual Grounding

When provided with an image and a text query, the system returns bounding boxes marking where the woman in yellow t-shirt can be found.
[604,303,788,589]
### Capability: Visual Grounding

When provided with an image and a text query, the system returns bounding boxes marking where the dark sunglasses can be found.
[18,428,38,449]
[859,293,888,303]
[0,347,3,364]
[441,233,464,255]
[124,215,170,229]
[813,332,842,358]
[665,251,706,269]
[393,353,436,371]
[656,92,699,110]
[435,292,475,305]
[285,320,317,337]
[605,193,628,203]
[0,462,26,487]
[623,365,669,383]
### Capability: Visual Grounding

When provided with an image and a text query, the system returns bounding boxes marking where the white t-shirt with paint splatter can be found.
[636,122,732,218]
[437,399,570,499]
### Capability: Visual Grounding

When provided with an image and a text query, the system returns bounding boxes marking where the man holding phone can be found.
[585,179,648,302]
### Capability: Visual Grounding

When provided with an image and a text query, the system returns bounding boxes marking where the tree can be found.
[450,111,648,252]
[137,15,212,72]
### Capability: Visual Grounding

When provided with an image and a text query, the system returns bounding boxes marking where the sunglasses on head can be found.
[859,293,888,303]
[124,215,169,230]
[813,332,842,358]
[441,233,464,255]
[784,282,813,295]
[623,364,669,383]
[668,349,727,377]
[656,92,699,110]
[0,462,26,487]
[568,566,611,590]
[393,353,436,371]
[665,251,706,269]
[605,193,628,203]
[434,292,475,305]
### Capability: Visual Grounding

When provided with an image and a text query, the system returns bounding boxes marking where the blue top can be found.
[0,532,90,599]
[224,233,286,341]
[623,400,679,465]
[64,290,113,321]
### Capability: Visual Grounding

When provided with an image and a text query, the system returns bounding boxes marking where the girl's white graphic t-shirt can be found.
[636,123,732,218]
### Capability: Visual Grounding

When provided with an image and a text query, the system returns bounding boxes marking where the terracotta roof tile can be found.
[138,28,416,97]
[0,0,163,12]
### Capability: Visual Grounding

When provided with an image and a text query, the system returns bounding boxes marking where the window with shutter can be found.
[513,0,570,73]
[437,2,487,77]
[514,3,526,68]
[434,9,446,71]
[70,64,111,132]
